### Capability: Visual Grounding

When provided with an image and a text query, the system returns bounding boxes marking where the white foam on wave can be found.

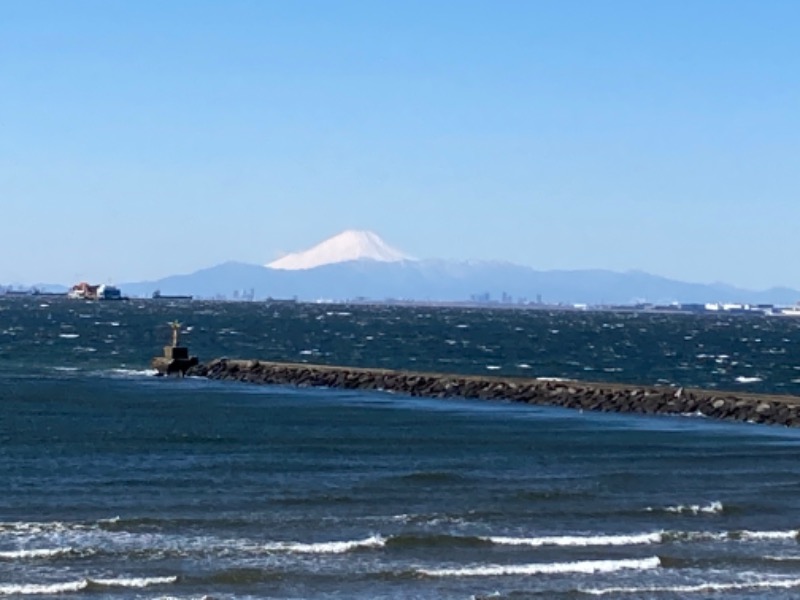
[735,376,763,383]
[0,547,75,559]
[485,365,501,371]
[662,529,799,543]
[420,556,660,577]
[649,501,724,515]
[93,576,177,588]
[0,521,89,535]
[765,555,800,562]
[263,534,385,554]
[0,518,211,559]
[0,575,177,595]
[483,526,797,550]
[0,581,88,595]
[665,530,729,543]
[581,577,800,595]
[387,513,466,527]
[51,366,79,372]
[739,529,798,541]
[485,532,662,547]
[108,368,159,378]
[536,377,571,382]
[58,333,79,339]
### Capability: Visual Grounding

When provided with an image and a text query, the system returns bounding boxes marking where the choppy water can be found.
[4,297,800,598]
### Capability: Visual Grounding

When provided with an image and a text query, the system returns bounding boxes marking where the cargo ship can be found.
[152,290,193,301]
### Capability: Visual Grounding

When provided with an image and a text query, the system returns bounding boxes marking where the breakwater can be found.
[190,358,800,428]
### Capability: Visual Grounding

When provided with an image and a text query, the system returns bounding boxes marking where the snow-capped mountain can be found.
[117,229,800,304]
[120,258,800,306]
[267,230,413,270]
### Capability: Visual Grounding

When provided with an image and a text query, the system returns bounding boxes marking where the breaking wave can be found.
[419,556,660,577]
[484,532,661,547]
[262,535,385,554]
[581,577,800,595]
[0,576,176,596]
[0,547,77,560]
[106,368,159,378]
[647,500,724,515]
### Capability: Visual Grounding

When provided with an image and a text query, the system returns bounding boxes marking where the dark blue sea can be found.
[4,297,800,598]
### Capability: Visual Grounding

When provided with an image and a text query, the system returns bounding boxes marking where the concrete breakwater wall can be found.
[190,359,800,428]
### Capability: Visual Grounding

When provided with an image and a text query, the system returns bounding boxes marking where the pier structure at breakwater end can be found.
[186,359,800,428]
[151,321,198,376]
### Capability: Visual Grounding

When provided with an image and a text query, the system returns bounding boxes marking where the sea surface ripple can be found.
[3,298,800,598]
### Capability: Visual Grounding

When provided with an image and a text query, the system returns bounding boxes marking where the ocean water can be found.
[4,298,800,598]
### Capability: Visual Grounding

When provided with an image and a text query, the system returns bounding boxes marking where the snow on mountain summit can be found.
[267,230,413,270]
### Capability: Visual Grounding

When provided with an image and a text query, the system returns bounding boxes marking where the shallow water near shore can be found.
[4,298,800,598]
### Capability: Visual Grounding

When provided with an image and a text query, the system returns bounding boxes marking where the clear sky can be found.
[1,1,798,289]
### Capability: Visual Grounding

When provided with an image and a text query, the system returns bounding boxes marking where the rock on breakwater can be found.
[189,359,800,428]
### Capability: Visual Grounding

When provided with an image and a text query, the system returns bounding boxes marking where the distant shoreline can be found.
[3,293,799,320]
[188,359,800,429]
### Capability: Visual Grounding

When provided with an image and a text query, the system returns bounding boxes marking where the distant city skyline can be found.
[2,1,799,289]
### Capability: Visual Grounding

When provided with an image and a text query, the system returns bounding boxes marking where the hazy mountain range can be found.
[104,230,800,306]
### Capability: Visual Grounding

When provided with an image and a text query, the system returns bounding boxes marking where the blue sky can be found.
[1,1,798,289]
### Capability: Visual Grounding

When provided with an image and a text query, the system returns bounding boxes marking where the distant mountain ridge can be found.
[8,231,785,305]
[117,231,800,306]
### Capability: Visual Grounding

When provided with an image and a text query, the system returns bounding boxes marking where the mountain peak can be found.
[267,230,412,271]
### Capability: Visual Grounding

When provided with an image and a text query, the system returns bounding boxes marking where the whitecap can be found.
[108,369,158,378]
[263,534,385,554]
[739,529,798,541]
[419,556,660,577]
[0,520,89,534]
[485,365,501,371]
[92,576,177,588]
[735,376,763,384]
[58,333,79,339]
[662,531,728,543]
[581,577,800,595]
[0,547,74,559]
[0,580,88,595]
[661,529,798,543]
[650,501,724,515]
[485,532,661,547]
